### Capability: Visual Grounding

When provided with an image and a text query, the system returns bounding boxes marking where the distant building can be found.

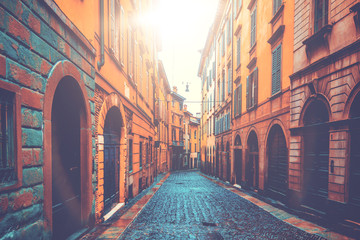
[168,87,185,171]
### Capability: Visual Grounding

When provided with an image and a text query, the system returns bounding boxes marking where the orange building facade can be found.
[0,0,172,238]
[200,0,294,203]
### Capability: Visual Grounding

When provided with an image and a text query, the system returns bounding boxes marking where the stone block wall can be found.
[0,0,95,238]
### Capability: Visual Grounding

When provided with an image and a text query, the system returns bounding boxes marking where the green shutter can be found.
[239,84,242,115]
[272,44,282,95]
[271,48,277,95]
[246,76,250,109]
[276,44,282,93]
[254,68,258,106]
[234,88,238,116]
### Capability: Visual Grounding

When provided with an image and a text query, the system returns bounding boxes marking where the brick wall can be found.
[0,0,95,238]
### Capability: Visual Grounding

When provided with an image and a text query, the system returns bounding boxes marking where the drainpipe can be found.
[98,0,105,70]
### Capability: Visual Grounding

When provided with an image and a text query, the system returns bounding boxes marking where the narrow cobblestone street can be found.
[117,171,325,239]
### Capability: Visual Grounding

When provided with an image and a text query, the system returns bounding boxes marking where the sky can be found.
[154,0,219,115]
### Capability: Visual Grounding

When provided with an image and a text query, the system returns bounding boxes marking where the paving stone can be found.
[119,171,325,240]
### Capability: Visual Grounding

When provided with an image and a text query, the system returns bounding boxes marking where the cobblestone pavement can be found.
[119,171,326,240]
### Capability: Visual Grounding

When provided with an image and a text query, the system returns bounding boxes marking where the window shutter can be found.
[234,88,238,116]
[276,45,282,93]
[271,49,277,95]
[237,37,241,67]
[250,7,256,47]
[246,76,250,109]
[254,68,258,106]
[239,84,242,115]
[110,0,115,51]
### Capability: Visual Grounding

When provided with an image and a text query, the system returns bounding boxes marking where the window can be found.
[139,142,142,168]
[234,84,242,116]
[0,89,15,186]
[314,0,328,33]
[139,56,143,94]
[129,139,133,172]
[172,129,176,141]
[227,66,232,94]
[120,6,125,64]
[189,129,191,139]
[110,0,123,61]
[237,36,241,67]
[221,33,225,56]
[222,71,225,102]
[246,68,258,109]
[195,144,197,152]
[250,6,257,48]
[128,26,134,78]
[194,130,197,139]
[234,0,242,14]
[145,143,149,164]
[150,143,153,163]
[271,44,282,95]
[218,81,221,105]
[227,20,231,45]
[273,0,282,15]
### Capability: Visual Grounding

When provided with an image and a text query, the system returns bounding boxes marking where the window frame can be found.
[313,0,329,34]
[0,81,21,191]
[246,68,258,110]
[271,44,282,95]
[250,5,257,48]
[273,0,282,15]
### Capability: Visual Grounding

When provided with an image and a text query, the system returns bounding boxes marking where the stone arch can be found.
[97,93,127,214]
[344,81,360,119]
[299,94,332,127]
[264,119,289,150]
[43,61,92,235]
[246,129,259,189]
[265,123,288,200]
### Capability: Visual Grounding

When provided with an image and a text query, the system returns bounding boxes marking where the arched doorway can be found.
[267,124,288,200]
[51,77,85,239]
[234,135,242,185]
[247,131,259,189]
[302,99,329,210]
[348,92,360,221]
[103,107,121,214]
[226,142,231,181]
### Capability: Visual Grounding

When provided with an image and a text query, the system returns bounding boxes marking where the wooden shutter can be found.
[254,68,258,106]
[271,48,277,95]
[237,37,241,67]
[246,76,250,109]
[234,88,238,116]
[238,84,242,115]
[276,45,282,93]
[250,7,256,47]
[110,0,115,51]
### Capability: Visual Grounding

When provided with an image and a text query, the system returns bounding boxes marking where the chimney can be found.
[173,86,177,93]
